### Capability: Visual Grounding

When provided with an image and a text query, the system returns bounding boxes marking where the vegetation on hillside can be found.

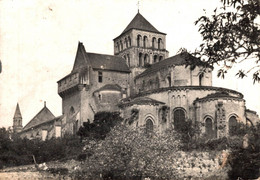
[1,111,259,179]
[0,128,82,169]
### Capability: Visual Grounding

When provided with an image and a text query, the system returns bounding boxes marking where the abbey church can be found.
[13,12,259,140]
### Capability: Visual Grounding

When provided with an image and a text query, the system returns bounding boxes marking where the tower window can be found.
[128,36,131,46]
[143,36,147,48]
[125,37,128,48]
[120,40,123,50]
[159,56,163,61]
[158,38,162,49]
[152,37,156,48]
[98,71,103,83]
[137,35,142,47]
[117,42,120,52]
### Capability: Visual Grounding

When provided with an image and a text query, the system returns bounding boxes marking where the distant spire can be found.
[13,103,22,118]
[137,0,140,13]
[44,101,46,107]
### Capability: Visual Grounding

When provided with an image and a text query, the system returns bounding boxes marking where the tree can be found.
[82,125,181,179]
[77,111,123,140]
[194,0,260,83]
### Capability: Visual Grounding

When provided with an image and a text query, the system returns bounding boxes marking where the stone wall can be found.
[135,65,213,94]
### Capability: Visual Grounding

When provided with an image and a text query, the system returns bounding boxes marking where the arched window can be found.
[125,37,128,48]
[158,38,162,49]
[117,42,120,52]
[137,35,142,47]
[152,37,156,48]
[69,106,75,116]
[173,108,185,130]
[167,76,171,87]
[144,54,149,65]
[145,119,154,134]
[120,40,123,50]
[199,74,203,86]
[229,115,238,136]
[143,36,147,48]
[205,118,214,139]
[128,36,131,46]
[153,55,158,63]
[127,54,130,67]
[139,53,143,66]
[159,56,163,61]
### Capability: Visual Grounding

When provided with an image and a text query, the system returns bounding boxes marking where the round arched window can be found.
[229,116,238,136]
[69,106,75,116]
[173,109,185,129]
[145,119,154,134]
[205,118,214,139]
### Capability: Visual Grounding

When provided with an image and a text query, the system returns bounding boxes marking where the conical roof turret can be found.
[13,103,22,119]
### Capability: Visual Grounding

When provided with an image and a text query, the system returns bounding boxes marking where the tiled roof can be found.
[124,86,244,100]
[194,91,243,102]
[117,12,165,38]
[22,105,55,131]
[94,84,122,93]
[136,52,210,79]
[13,103,22,118]
[72,42,130,73]
[119,97,165,107]
[87,52,130,73]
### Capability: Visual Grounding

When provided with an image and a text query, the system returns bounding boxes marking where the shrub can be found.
[0,128,83,169]
[77,111,123,140]
[81,125,181,179]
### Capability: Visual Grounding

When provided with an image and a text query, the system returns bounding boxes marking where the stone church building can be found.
[13,12,259,140]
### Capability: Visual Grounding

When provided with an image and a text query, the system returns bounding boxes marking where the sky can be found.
[0,0,259,128]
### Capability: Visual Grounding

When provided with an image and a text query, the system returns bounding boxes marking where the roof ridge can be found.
[23,105,55,130]
[118,12,165,37]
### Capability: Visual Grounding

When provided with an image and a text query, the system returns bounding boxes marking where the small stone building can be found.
[13,102,62,140]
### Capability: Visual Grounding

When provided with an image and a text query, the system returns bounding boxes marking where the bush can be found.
[81,125,181,179]
[77,111,123,140]
[0,129,83,169]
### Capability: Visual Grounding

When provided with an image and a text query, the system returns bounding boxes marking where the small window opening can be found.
[98,71,103,83]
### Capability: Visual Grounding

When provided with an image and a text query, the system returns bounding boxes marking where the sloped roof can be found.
[22,105,55,131]
[194,91,243,103]
[118,12,165,37]
[71,42,130,74]
[136,52,210,79]
[119,97,165,107]
[13,103,22,119]
[87,52,130,72]
[94,84,122,93]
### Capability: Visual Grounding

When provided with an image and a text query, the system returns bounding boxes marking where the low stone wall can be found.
[174,150,229,179]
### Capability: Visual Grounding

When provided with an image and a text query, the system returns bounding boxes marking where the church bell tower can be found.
[113,12,169,94]
[13,103,23,133]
